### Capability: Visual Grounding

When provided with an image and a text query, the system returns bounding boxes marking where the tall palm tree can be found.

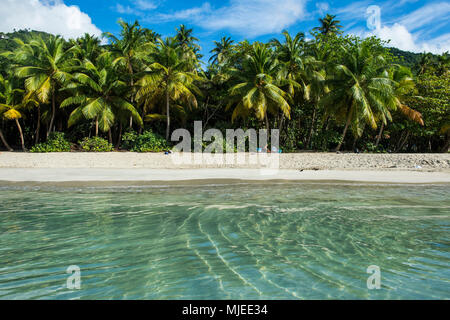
[0,77,37,151]
[271,31,311,133]
[175,24,200,52]
[10,35,76,138]
[226,43,293,130]
[321,44,396,151]
[136,37,201,140]
[209,37,234,65]
[313,14,343,35]
[103,20,150,128]
[61,53,142,138]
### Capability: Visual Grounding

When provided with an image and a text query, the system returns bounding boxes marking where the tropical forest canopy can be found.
[0,14,449,153]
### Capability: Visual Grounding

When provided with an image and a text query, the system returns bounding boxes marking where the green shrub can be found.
[30,132,72,152]
[79,137,113,152]
[122,130,169,152]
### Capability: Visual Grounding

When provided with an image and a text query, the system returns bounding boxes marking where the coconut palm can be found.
[0,76,38,151]
[136,37,201,140]
[61,53,142,138]
[10,35,76,138]
[209,37,234,65]
[374,65,424,146]
[103,20,150,127]
[313,14,343,35]
[175,24,200,52]
[226,43,293,129]
[321,44,396,151]
[71,33,102,63]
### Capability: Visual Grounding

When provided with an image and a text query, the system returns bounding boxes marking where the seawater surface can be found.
[0,182,449,299]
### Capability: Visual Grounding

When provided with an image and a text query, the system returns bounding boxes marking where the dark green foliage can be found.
[122,130,169,152]
[30,132,71,152]
[79,137,113,152]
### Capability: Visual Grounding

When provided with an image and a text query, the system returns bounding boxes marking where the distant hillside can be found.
[388,47,424,68]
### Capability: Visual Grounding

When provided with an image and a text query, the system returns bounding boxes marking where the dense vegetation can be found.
[0,15,448,153]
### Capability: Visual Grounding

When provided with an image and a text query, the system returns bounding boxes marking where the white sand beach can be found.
[0,152,449,184]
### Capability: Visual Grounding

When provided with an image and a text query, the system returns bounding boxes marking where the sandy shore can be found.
[0,152,449,170]
[0,152,449,184]
[0,168,449,184]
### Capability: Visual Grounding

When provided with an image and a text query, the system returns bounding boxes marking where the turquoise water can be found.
[0,182,449,300]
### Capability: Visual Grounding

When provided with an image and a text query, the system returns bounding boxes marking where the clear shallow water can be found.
[0,182,449,300]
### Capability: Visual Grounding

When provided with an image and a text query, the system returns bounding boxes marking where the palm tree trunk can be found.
[95,118,99,137]
[441,132,449,153]
[335,111,352,152]
[0,129,13,151]
[375,122,384,147]
[129,60,134,129]
[15,119,26,152]
[279,114,285,133]
[165,88,170,141]
[265,112,270,132]
[116,122,123,149]
[108,129,112,144]
[306,105,317,149]
[35,106,41,145]
[47,88,56,138]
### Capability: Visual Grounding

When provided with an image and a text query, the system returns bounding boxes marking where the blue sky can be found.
[1,0,449,58]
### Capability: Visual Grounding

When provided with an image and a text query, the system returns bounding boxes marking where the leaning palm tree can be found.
[136,37,201,140]
[0,77,38,151]
[321,44,396,151]
[61,53,142,138]
[374,65,424,146]
[226,43,293,130]
[0,75,13,151]
[313,14,343,35]
[9,35,76,138]
[209,37,234,65]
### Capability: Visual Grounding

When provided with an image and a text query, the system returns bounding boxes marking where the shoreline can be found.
[0,152,449,184]
[0,168,449,184]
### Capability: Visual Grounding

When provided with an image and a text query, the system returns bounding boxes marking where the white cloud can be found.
[397,2,450,31]
[316,2,330,16]
[115,0,158,15]
[153,0,308,38]
[352,23,450,54]
[133,0,157,10]
[0,0,102,39]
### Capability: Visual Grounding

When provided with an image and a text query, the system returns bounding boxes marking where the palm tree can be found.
[0,76,37,151]
[71,33,102,63]
[11,35,76,138]
[321,44,396,151]
[103,20,150,128]
[417,52,435,75]
[313,14,343,35]
[61,53,142,139]
[226,43,293,130]
[209,37,234,65]
[136,37,201,140]
[0,75,13,151]
[175,24,200,52]
[270,31,311,133]
[374,65,424,146]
